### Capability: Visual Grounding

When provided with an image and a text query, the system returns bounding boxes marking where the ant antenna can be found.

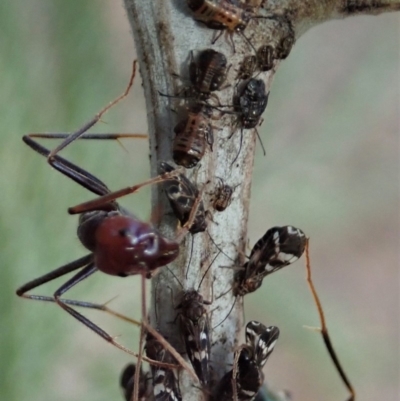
[304,238,355,401]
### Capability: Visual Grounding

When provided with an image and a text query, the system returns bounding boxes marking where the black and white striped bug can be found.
[167,253,220,386]
[234,225,306,297]
[245,321,280,368]
[214,321,280,401]
[176,290,212,385]
[159,162,207,234]
[120,363,152,401]
[145,332,182,401]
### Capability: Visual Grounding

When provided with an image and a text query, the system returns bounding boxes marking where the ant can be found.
[16,138,204,382]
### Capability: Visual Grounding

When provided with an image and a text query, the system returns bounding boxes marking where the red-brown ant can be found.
[17,139,203,382]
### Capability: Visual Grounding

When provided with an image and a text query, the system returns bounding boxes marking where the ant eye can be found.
[118,228,128,237]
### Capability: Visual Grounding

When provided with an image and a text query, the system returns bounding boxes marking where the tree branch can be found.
[122,1,399,400]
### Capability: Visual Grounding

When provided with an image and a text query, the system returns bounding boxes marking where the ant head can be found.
[94,215,179,277]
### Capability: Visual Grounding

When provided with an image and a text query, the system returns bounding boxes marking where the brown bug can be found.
[211,178,237,212]
[189,48,228,101]
[187,0,250,32]
[186,0,264,50]
[256,44,275,71]
[236,55,258,80]
[173,104,214,168]
[274,17,295,60]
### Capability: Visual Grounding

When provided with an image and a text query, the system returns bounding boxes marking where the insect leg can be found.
[23,136,110,196]
[46,60,137,161]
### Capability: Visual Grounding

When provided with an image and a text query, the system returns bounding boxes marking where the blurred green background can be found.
[1,1,398,400]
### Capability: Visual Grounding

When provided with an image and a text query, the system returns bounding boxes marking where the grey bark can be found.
[122,0,399,400]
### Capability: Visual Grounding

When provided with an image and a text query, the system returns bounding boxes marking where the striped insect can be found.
[186,0,268,50]
[234,225,306,296]
[176,290,212,385]
[214,321,280,401]
[167,253,219,386]
[146,332,183,401]
[189,48,228,101]
[120,363,152,401]
[173,104,214,168]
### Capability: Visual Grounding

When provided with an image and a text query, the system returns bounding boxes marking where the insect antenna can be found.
[304,238,355,401]
[239,31,257,54]
[185,235,195,279]
[197,250,221,292]
[205,229,235,262]
[213,295,237,329]
[254,128,266,156]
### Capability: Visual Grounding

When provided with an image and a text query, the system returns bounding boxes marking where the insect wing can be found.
[146,334,182,401]
[181,313,211,385]
[262,226,306,274]
[236,347,264,401]
[255,326,279,367]
[245,320,268,347]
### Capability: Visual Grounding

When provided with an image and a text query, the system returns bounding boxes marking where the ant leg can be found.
[304,239,355,401]
[16,254,93,297]
[16,255,140,325]
[28,133,147,140]
[68,169,183,215]
[47,60,137,162]
[23,136,110,196]
[51,265,177,369]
